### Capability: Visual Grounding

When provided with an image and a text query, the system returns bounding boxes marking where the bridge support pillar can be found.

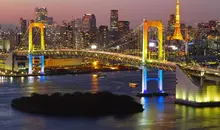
[158,69,163,92]
[142,66,147,93]
[137,66,168,97]
[200,77,204,86]
[40,55,45,74]
[28,54,33,74]
[28,55,45,75]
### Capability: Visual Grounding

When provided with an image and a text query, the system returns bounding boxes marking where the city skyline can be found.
[0,0,220,27]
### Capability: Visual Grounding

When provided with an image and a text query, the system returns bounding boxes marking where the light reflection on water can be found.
[0,71,219,130]
[138,97,175,130]
[21,77,24,83]
[91,75,99,93]
[175,105,220,130]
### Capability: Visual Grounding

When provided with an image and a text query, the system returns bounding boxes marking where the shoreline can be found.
[0,67,139,77]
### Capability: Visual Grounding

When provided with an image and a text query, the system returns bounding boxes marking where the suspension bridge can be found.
[0,20,218,90]
[0,0,219,106]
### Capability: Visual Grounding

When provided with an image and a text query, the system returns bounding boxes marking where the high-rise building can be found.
[98,25,109,48]
[118,21,130,36]
[71,18,85,49]
[47,17,53,25]
[169,14,175,27]
[20,17,27,34]
[35,7,48,23]
[167,14,175,36]
[110,10,119,41]
[16,33,21,45]
[82,14,97,32]
[110,10,119,31]
[71,18,84,49]
[72,18,83,31]
[29,19,35,24]
[60,22,74,48]
[82,14,97,48]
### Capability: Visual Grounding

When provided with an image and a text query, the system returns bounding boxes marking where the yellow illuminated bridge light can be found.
[28,22,45,74]
[142,20,163,63]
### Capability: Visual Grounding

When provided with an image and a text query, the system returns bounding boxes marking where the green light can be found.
[176,85,220,103]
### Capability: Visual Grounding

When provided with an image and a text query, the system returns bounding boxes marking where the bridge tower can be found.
[28,23,45,74]
[139,20,165,96]
[142,20,163,61]
[172,0,183,40]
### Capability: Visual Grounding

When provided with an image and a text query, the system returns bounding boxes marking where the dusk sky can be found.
[0,0,220,27]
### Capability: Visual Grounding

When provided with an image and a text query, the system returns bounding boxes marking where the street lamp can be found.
[91,45,97,50]
[116,45,120,50]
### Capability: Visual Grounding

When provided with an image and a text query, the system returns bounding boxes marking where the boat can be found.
[129,82,138,88]
[97,72,106,78]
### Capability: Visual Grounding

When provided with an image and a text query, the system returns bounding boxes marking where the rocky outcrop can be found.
[11,92,144,116]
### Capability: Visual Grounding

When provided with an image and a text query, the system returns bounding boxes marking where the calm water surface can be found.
[0,70,220,130]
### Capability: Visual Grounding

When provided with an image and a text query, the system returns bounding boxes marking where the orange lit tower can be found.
[172,0,183,40]
[28,23,45,74]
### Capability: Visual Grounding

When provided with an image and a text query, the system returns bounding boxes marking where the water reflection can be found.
[40,76,45,82]
[22,116,46,130]
[10,77,13,83]
[24,76,48,94]
[0,72,219,130]
[21,77,24,83]
[175,105,220,129]
[157,96,164,112]
[0,76,6,84]
[28,76,35,84]
[91,75,99,93]
[138,97,175,130]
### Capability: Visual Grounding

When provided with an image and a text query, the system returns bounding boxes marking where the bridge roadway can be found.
[12,49,177,70]
[183,65,220,82]
[0,50,220,76]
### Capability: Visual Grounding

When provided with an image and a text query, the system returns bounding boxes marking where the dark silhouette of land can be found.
[11,92,144,116]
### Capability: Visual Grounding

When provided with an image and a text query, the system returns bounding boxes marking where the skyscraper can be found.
[98,25,109,47]
[118,21,130,36]
[59,21,74,48]
[47,17,53,25]
[167,14,175,36]
[110,10,118,31]
[169,14,175,25]
[72,18,83,49]
[35,7,48,23]
[20,17,27,34]
[82,14,97,32]
[16,33,21,46]
[82,14,97,48]
[72,18,83,32]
